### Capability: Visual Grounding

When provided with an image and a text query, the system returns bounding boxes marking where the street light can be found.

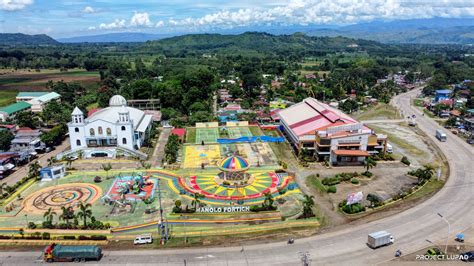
[437,212,450,254]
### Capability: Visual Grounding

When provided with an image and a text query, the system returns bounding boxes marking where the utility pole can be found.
[437,212,450,255]
[157,178,168,244]
[298,251,311,266]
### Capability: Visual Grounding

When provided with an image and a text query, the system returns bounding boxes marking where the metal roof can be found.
[16,91,49,98]
[0,102,32,115]
[34,92,60,103]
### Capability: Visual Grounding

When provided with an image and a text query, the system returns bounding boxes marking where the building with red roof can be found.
[171,128,186,143]
[278,97,387,165]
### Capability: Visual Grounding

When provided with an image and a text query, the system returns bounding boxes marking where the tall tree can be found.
[77,201,92,228]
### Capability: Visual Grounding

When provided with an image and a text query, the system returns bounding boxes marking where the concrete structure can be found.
[27,92,61,112]
[434,89,452,103]
[278,97,387,165]
[15,92,49,102]
[0,102,32,122]
[10,127,44,153]
[39,164,66,181]
[67,95,153,159]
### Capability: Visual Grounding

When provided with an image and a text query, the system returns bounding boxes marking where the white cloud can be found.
[155,20,164,27]
[88,26,96,30]
[99,19,126,30]
[83,6,95,14]
[163,0,474,29]
[130,12,152,27]
[0,0,33,11]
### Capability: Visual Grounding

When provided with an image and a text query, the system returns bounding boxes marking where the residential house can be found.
[0,102,32,122]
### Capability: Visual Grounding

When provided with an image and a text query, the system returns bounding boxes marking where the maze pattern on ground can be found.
[195,127,219,144]
[22,183,102,214]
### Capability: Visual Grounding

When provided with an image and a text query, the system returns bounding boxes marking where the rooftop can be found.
[16,92,50,98]
[278,97,357,137]
[0,102,32,115]
[436,89,452,94]
[332,150,370,156]
[33,92,61,103]
[171,128,186,137]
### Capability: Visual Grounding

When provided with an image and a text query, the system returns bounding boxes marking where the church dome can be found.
[109,95,127,107]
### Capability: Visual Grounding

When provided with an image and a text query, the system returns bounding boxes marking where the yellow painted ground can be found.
[183,144,221,168]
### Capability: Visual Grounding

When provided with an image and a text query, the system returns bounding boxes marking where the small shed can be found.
[40,164,66,181]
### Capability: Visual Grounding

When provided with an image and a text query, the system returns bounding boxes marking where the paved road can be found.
[1,139,70,186]
[150,127,172,167]
[1,89,473,265]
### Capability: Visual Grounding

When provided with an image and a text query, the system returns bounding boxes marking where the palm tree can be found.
[59,206,74,228]
[102,163,112,179]
[65,157,73,170]
[263,192,274,209]
[46,157,57,167]
[43,207,56,224]
[364,157,377,173]
[191,193,204,210]
[0,183,6,195]
[28,161,42,178]
[302,195,315,218]
[77,202,92,228]
[419,164,435,183]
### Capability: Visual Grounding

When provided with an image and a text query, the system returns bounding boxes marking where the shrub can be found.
[322,177,340,186]
[42,232,50,240]
[362,171,373,178]
[327,185,337,193]
[93,176,102,183]
[341,202,365,214]
[27,222,37,229]
[351,178,359,184]
[91,235,107,240]
[401,156,411,166]
[63,235,76,240]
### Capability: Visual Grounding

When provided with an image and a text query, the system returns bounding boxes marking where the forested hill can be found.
[143,32,387,57]
[0,33,59,45]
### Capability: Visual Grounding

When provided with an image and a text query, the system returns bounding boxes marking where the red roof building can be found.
[171,128,186,142]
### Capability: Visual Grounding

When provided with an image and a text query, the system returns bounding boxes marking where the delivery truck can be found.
[436,129,447,142]
[44,244,102,262]
[367,231,394,249]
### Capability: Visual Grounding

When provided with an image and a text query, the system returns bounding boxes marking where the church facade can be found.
[67,95,153,158]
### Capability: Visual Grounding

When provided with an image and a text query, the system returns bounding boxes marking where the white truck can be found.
[435,129,447,142]
[367,231,394,249]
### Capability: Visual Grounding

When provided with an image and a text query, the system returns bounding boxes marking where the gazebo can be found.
[218,156,251,181]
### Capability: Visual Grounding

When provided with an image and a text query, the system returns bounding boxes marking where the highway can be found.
[1,88,473,265]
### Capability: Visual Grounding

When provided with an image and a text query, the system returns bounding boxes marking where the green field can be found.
[227,126,253,138]
[195,127,219,143]
[0,90,18,107]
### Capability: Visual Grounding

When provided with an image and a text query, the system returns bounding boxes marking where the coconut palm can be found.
[28,161,42,178]
[302,195,315,218]
[46,157,57,167]
[43,207,56,224]
[0,183,6,195]
[263,192,274,209]
[102,163,112,179]
[364,157,377,173]
[191,193,204,210]
[77,202,92,228]
[59,206,74,228]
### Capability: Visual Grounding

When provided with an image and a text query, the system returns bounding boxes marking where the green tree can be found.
[43,207,57,224]
[15,111,39,129]
[0,130,14,151]
[263,192,274,209]
[0,183,6,195]
[77,201,92,228]
[191,193,204,210]
[364,157,377,174]
[28,161,42,178]
[302,195,315,218]
[59,206,74,228]
[102,163,112,178]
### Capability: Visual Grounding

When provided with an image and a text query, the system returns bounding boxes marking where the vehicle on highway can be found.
[134,234,153,245]
[435,129,447,142]
[425,248,443,257]
[467,138,474,145]
[44,244,102,262]
[461,251,474,262]
[408,120,417,126]
[386,143,393,154]
[367,231,394,249]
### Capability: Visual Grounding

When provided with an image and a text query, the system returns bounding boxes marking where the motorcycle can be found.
[288,238,294,244]
[455,233,465,243]
[395,249,402,257]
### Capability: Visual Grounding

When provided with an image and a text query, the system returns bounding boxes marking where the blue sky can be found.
[1,0,474,38]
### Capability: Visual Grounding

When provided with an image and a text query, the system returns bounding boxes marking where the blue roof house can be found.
[434,89,452,103]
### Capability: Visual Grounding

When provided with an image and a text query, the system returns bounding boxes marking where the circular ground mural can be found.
[22,183,102,214]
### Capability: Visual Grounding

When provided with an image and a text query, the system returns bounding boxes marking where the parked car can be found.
[467,138,474,145]
[461,251,474,262]
[426,248,443,257]
[134,234,153,245]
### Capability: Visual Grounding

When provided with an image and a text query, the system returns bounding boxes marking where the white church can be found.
[67,95,153,159]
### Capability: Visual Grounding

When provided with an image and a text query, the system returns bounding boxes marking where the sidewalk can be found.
[150,127,171,167]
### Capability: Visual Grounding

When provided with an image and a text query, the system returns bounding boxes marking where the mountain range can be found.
[1,18,473,45]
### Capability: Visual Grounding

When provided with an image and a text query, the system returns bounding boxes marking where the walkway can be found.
[150,127,171,167]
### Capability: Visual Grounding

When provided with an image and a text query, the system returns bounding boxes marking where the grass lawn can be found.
[186,127,196,143]
[354,103,401,121]
[413,99,425,107]
[0,90,18,107]
[306,175,327,193]
[249,126,264,136]
[405,179,444,201]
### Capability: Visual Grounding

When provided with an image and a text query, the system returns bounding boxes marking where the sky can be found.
[1,0,474,38]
